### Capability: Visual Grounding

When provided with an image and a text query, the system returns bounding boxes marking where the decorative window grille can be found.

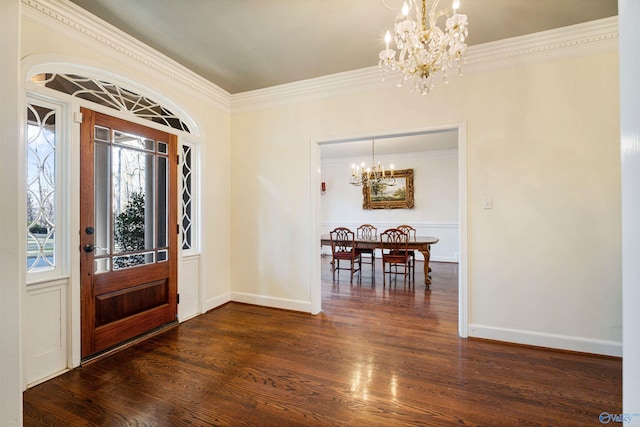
[26,102,57,272]
[30,73,191,134]
[181,144,193,250]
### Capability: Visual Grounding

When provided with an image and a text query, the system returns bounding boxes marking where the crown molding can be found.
[464,16,618,72]
[231,16,618,113]
[21,0,232,113]
[21,1,617,116]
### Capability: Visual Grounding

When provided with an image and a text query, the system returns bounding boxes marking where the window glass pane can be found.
[114,130,155,152]
[157,249,168,263]
[112,146,155,261]
[181,144,193,250]
[95,258,110,275]
[157,156,168,248]
[95,126,110,142]
[113,252,155,271]
[26,104,56,272]
[94,141,111,257]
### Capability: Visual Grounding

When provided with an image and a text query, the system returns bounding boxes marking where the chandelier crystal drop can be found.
[378,0,468,95]
[349,140,396,187]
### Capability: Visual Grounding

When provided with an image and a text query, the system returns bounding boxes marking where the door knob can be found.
[84,244,95,253]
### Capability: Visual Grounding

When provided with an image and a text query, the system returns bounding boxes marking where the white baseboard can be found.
[231,292,312,313]
[203,292,231,313]
[27,368,71,388]
[468,324,622,357]
[431,256,458,263]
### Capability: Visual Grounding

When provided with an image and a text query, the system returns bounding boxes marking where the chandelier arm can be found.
[431,9,450,28]
[371,139,375,167]
[429,1,450,31]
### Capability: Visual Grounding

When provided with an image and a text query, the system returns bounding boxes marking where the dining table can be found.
[320,234,439,286]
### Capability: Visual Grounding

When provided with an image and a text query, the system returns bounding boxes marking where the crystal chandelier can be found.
[349,140,396,187]
[378,0,468,95]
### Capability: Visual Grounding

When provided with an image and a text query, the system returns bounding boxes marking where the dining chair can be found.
[329,227,361,283]
[397,224,417,282]
[355,224,377,274]
[380,228,412,287]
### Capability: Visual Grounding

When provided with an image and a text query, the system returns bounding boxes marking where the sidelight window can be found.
[26,100,62,274]
[181,143,194,251]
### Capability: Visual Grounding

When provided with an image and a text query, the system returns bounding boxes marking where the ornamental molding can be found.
[463,16,618,72]
[21,0,231,113]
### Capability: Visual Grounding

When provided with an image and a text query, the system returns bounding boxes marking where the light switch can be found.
[482,196,492,209]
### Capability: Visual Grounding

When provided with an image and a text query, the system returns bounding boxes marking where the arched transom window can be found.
[30,73,192,133]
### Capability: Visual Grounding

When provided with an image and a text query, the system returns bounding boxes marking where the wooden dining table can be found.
[320,234,439,286]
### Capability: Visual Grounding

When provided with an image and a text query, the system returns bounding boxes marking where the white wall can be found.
[230,22,621,356]
[19,0,233,386]
[1,2,625,421]
[0,0,24,424]
[321,149,459,262]
[619,0,640,421]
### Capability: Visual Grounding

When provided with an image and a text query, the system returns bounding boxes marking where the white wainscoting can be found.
[25,279,69,386]
[178,254,201,322]
[321,221,459,263]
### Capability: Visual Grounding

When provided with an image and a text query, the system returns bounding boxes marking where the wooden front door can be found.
[80,108,178,360]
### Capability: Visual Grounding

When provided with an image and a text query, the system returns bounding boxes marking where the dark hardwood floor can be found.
[23,257,621,426]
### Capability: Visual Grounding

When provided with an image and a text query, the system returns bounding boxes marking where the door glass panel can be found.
[113,252,155,271]
[95,258,110,274]
[157,156,168,248]
[95,126,110,142]
[114,130,155,152]
[112,146,155,261]
[157,249,168,262]
[158,141,168,154]
[94,142,111,259]
[93,125,169,273]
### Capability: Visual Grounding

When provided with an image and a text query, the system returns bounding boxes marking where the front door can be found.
[80,108,178,360]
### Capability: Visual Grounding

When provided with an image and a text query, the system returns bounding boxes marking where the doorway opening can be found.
[310,124,468,337]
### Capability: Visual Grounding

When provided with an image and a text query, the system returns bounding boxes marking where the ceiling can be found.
[64,0,617,158]
[67,0,617,95]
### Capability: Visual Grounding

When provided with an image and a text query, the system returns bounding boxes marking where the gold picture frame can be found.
[363,168,414,209]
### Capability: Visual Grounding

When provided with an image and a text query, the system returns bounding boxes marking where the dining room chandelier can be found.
[378,0,468,95]
[349,140,396,187]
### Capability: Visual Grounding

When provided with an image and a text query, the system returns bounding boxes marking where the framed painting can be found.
[362,168,414,209]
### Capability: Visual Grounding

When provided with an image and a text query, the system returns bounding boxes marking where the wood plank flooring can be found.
[23,258,621,426]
